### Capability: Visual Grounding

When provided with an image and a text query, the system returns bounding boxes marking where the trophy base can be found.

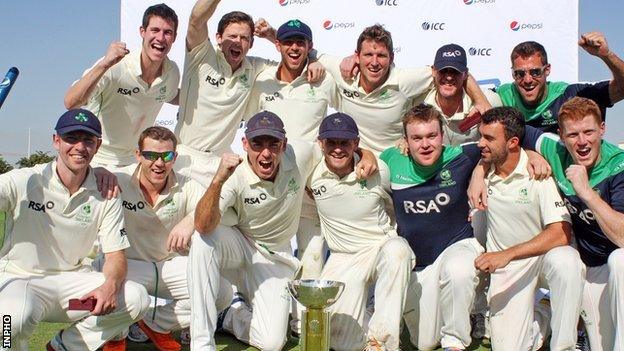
[300,308,330,351]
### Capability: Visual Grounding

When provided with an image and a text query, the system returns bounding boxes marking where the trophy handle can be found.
[287,281,299,301]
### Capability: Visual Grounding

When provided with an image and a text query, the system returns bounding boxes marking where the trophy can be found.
[287,279,345,351]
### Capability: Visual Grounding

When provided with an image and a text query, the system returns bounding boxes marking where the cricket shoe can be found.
[137,320,181,351]
[127,322,149,343]
[217,292,246,333]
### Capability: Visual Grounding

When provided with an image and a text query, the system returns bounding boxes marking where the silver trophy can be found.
[288,279,345,351]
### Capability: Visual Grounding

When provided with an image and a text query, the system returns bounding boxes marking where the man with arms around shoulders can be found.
[98,126,211,351]
[318,24,492,155]
[474,106,584,350]
[0,109,149,351]
[65,4,180,168]
[380,104,486,351]
[497,33,624,133]
[175,0,323,187]
[426,43,502,146]
[309,112,413,351]
[188,110,377,350]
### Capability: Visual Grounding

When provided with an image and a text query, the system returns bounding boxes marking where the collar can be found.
[319,154,360,182]
[425,89,471,121]
[487,149,529,183]
[48,160,99,194]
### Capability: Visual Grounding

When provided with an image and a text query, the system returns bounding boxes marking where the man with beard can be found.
[65,4,180,168]
[473,107,584,350]
[497,33,624,133]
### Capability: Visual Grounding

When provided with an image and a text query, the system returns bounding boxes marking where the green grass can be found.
[31,322,492,350]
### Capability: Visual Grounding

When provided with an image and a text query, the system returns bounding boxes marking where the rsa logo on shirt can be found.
[117,87,140,96]
[403,193,450,214]
[206,74,226,88]
[27,200,54,212]
[342,88,361,99]
[244,192,268,205]
[123,200,146,212]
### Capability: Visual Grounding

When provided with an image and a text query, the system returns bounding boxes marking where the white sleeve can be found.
[538,177,572,226]
[98,197,130,253]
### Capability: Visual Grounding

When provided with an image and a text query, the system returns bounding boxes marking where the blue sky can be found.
[0,1,623,162]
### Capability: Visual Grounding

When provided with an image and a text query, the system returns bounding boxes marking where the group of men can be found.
[1,0,624,351]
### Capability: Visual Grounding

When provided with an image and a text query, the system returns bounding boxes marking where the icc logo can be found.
[375,0,398,5]
[469,47,492,56]
[421,22,445,31]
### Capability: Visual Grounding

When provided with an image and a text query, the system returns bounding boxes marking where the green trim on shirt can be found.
[540,137,624,195]
[380,145,463,186]
[498,81,569,121]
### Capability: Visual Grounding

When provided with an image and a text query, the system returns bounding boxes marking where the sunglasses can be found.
[512,65,548,80]
[140,151,176,162]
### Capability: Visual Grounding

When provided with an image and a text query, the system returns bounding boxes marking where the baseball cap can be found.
[245,111,286,140]
[433,44,468,73]
[318,112,359,140]
[55,108,102,137]
[276,19,312,41]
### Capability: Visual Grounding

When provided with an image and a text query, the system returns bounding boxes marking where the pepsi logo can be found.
[279,0,288,5]
[322,20,354,30]
[510,20,543,31]
[463,0,473,4]
[463,0,495,4]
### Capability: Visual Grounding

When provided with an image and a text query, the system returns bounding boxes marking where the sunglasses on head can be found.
[140,151,176,162]
[512,65,548,80]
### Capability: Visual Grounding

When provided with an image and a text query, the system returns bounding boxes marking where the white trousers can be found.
[126,257,191,333]
[320,236,414,351]
[404,237,484,350]
[0,270,149,351]
[488,245,585,351]
[581,248,624,351]
[174,144,222,188]
[188,227,296,351]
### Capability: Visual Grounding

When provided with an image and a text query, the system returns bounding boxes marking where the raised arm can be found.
[187,0,222,51]
[64,42,129,109]
[567,164,624,247]
[194,153,242,234]
[579,32,624,104]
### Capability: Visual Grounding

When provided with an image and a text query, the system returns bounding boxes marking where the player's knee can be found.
[5,293,37,338]
[121,280,150,320]
[441,257,476,284]
[545,245,584,280]
[607,248,624,276]
[381,237,413,262]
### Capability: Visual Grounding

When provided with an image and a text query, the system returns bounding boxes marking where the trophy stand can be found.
[288,279,345,351]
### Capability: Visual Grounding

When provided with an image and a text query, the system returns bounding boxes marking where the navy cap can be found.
[245,111,286,140]
[318,112,359,140]
[433,44,468,73]
[277,19,312,41]
[55,109,102,137]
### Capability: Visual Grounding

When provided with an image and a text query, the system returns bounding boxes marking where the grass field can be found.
[31,322,493,350]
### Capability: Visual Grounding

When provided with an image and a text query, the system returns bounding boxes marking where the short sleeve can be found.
[98,197,130,253]
[538,177,571,226]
